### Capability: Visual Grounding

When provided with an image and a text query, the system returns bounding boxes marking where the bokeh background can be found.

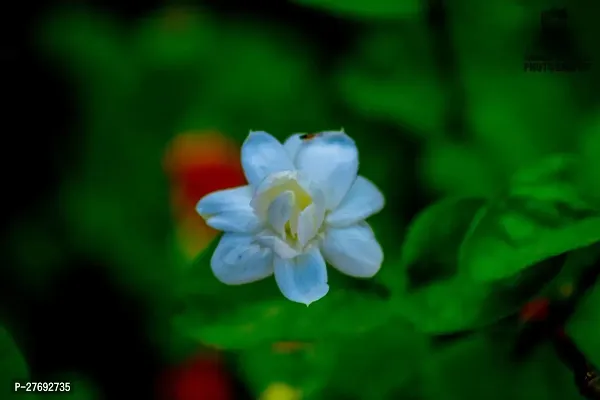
[3,0,600,399]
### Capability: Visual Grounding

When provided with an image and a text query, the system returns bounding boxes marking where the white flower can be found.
[196,130,385,305]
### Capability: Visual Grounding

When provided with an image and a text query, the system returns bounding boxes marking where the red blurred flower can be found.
[159,351,232,400]
[519,297,550,323]
[164,131,246,259]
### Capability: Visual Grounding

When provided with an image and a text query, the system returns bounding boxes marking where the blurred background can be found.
[2,0,600,398]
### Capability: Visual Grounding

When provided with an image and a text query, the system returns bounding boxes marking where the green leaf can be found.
[292,0,419,19]
[420,335,582,400]
[395,258,564,335]
[460,154,600,282]
[238,321,427,400]
[534,244,600,300]
[400,197,487,291]
[39,11,136,91]
[393,197,566,334]
[567,278,600,367]
[580,117,600,204]
[0,327,37,400]
[172,236,393,349]
[335,25,445,138]
[393,197,492,333]
[131,7,219,69]
[238,343,334,399]
[447,0,580,175]
[324,322,427,400]
[174,286,392,349]
[419,141,499,197]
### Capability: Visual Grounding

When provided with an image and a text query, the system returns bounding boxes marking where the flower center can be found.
[251,171,325,251]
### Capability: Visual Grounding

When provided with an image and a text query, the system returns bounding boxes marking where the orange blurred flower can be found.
[164,131,246,259]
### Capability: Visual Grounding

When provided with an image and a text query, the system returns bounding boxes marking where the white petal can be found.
[326,176,385,227]
[321,222,383,278]
[274,248,329,305]
[267,190,295,237]
[305,180,326,223]
[250,171,298,218]
[196,186,262,233]
[297,204,324,248]
[256,230,300,259]
[241,131,295,187]
[294,131,358,210]
[211,233,274,285]
[283,134,303,160]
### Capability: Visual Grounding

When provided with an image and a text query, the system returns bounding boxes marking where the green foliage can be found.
[323,322,427,400]
[460,154,600,282]
[418,141,499,197]
[39,11,136,92]
[567,281,600,367]
[131,7,219,69]
[335,25,445,138]
[580,116,600,204]
[399,197,486,283]
[238,321,427,400]
[173,241,393,349]
[238,343,334,399]
[394,196,575,334]
[396,198,510,333]
[447,1,581,176]
[292,0,420,20]
[420,335,581,400]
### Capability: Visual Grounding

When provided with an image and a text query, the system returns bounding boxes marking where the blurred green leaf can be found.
[174,286,392,349]
[447,1,581,175]
[238,343,334,400]
[460,154,600,282]
[132,7,219,69]
[168,19,330,139]
[535,244,600,300]
[324,321,427,400]
[335,25,445,138]
[39,11,136,91]
[419,141,499,197]
[400,197,486,291]
[420,335,581,400]
[293,0,420,19]
[579,115,600,204]
[173,236,394,349]
[239,321,427,400]
[62,182,172,296]
[0,327,36,400]
[394,271,557,336]
[567,280,600,367]
[392,197,495,333]
[393,197,566,334]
